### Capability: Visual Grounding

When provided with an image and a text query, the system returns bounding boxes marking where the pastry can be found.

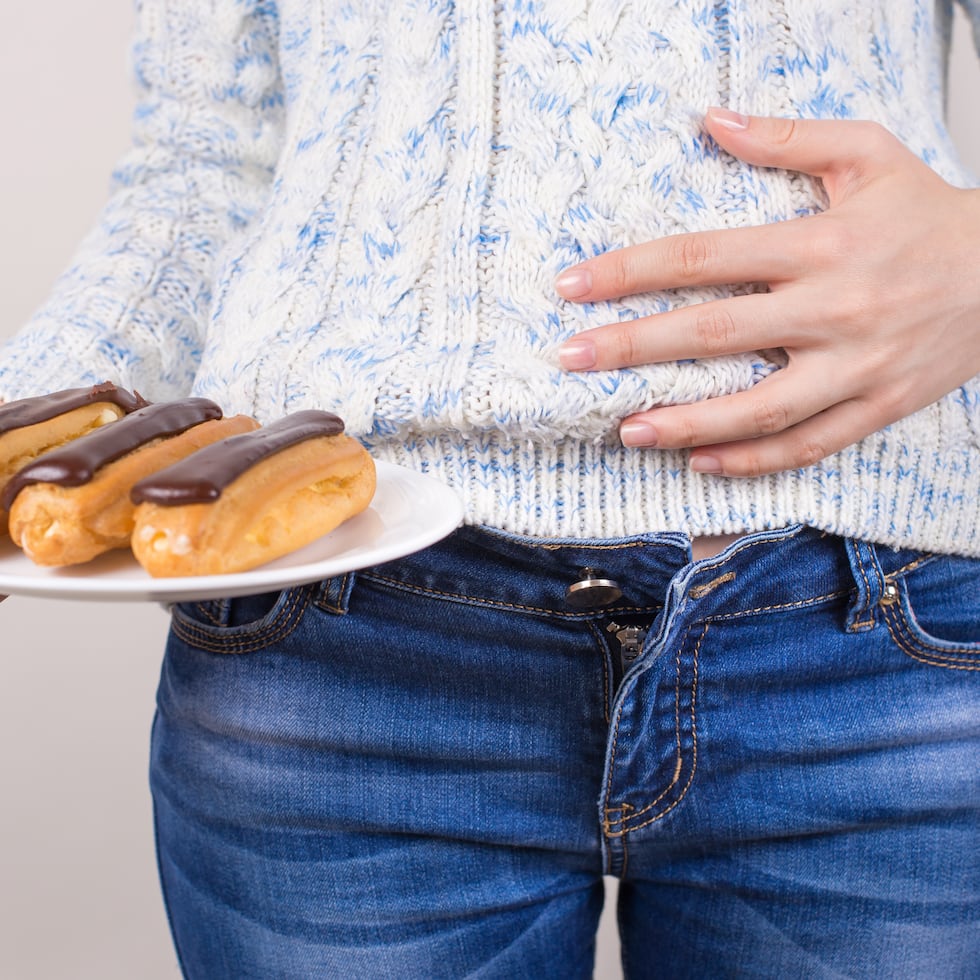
[0,382,146,534]
[4,398,258,566]
[130,410,376,576]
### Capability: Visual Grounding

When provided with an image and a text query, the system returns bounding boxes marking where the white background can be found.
[0,6,977,978]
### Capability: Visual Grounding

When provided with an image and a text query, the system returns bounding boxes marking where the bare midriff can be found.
[690,533,743,561]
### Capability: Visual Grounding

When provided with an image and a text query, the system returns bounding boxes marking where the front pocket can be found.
[880,558,980,672]
[170,586,311,655]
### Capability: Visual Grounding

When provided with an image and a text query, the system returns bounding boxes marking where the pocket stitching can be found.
[171,588,311,655]
[192,600,226,627]
[881,602,980,671]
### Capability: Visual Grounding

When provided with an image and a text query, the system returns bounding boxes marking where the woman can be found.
[0,1,977,976]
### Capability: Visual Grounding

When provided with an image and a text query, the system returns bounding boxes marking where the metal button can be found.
[565,567,623,609]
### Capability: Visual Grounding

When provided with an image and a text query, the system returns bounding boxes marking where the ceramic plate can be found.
[0,461,464,602]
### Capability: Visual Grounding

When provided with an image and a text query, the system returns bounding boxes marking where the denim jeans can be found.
[150,525,979,979]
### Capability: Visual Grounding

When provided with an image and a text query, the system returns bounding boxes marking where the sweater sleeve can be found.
[0,0,284,402]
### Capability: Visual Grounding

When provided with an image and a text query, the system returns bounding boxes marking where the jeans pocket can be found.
[880,555,980,671]
[170,586,311,655]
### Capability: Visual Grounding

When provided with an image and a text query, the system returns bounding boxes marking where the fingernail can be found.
[690,454,723,474]
[620,421,659,447]
[707,107,749,131]
[558,339,597,370]
[555,266,593,299]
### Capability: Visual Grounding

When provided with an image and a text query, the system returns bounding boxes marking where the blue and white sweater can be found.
[2,0,979,553]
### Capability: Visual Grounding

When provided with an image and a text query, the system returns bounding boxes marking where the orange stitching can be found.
[192,601,225,627]
[881,605,980,669]
[627,624,703,829]
[882,593,980,656]
[362,571,662,618]
[602,684,631,826]
[370,531,872,624]
[606,624,705,834]
[851,544,877,625]
[887,555,937,580]
[689,572,736,599]
[612,628,703,835]
[201,595,307,654]
[848,546,880,629]
[603,802,634,834]
[504,535,671,553]
[312,573,350,614]
[884,619,980,671]
[707,589,847,622]
[691,547,934,622]
[171,588,310,655]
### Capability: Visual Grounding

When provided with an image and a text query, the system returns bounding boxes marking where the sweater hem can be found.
[368,432,979,558]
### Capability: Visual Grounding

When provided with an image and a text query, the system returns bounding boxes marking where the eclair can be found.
[4,398,259,566]
[0,382,146,534]
[130,410,376,577]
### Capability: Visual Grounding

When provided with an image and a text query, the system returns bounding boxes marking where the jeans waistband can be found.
[347,525,935,624]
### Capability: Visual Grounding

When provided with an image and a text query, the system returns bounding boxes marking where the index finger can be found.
[555,222,807,302]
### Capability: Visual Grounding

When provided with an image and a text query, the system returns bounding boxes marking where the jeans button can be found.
[565,567,623,609]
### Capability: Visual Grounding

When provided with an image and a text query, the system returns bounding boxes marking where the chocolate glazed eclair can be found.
[130,410,376,577]
[5,398,258,566]
[0,382,147,535]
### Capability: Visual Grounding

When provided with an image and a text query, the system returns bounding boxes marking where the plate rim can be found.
[0,460,464,602]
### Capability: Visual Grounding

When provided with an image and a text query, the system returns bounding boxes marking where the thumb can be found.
[703,108,906,203]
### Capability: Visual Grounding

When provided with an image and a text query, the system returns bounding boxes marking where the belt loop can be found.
[843,538,885,633]
[312,572,356,615]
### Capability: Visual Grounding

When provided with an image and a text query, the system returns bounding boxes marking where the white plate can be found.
[0,461,464,602]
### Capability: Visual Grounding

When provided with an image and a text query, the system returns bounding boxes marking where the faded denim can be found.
[151,525,980,978]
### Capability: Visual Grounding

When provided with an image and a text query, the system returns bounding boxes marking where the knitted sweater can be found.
[2,0,979,553]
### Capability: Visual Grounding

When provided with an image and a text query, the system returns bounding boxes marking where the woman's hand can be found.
[556,109,980,476]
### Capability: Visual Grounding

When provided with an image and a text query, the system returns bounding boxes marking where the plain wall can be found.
[0,6,978,978]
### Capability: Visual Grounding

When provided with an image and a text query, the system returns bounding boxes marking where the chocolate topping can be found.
[2,398,223,510]
[0,382,147,436]
[130,410,346,506]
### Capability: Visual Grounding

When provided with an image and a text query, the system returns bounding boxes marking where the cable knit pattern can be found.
[1,0,979,553]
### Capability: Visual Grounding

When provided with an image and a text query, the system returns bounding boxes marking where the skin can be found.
[556,108,980,477]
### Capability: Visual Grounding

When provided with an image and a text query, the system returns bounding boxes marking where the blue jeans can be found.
[150,525,980,979]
